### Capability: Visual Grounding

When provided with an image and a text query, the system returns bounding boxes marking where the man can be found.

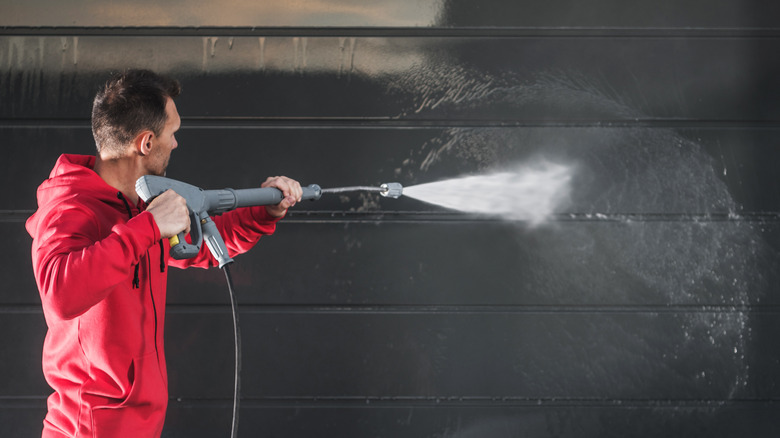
[25,69,302,437]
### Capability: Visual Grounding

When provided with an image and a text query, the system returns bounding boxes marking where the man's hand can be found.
[262,176,303,217]
[145,189,191,238]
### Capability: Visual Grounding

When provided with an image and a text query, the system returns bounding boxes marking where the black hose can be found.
[223,264,241,438]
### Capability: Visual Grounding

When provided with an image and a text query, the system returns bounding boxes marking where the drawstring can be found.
[117,192,141,288]
[132,265,140,288]
[117,192,166,283]
[159,240,166,273]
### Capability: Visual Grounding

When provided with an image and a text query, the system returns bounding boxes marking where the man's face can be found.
[147,97,181,176]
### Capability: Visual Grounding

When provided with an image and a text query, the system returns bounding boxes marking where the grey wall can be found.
[3,1,780,436]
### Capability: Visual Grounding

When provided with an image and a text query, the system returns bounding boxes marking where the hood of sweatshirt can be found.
[26,154,141,237]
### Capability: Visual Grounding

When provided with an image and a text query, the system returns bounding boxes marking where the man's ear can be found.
[134,131,154,156]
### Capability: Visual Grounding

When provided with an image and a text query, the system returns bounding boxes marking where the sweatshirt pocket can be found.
[91,352,167,437]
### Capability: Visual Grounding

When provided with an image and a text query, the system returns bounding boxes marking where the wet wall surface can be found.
[2,1,780,437]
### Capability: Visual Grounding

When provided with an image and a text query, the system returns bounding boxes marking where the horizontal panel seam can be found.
[2,118,780,129]
[3,305,780,314]
[175,396,780,408]
[3,395,780,408]
[3,211,780,223]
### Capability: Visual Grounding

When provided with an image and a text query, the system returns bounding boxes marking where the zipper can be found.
[117,192,141,288]
[145,250,161,365]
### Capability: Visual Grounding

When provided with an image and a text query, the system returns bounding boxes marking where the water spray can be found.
[320,161,572,225]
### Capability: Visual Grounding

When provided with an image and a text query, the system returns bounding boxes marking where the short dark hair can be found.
[91,69,181,156]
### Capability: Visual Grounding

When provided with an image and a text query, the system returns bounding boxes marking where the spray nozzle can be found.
[379,182,403,198]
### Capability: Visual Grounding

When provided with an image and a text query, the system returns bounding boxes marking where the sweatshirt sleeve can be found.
[31,205,160,320]
[168,206,281,269]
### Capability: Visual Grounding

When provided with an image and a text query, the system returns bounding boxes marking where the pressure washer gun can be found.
[135,175,322,268]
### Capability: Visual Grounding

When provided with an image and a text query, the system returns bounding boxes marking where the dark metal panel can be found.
[165,126,780,215]
[7,402,780,438]
[2,128,95,211]
[0,313,49,395]
[162,403,780,438]
[1,224,39,304]
[1,36,778,121]
[166,220,778,307]
[6,307,773,401]
[161,310,774,400]
[0,402,46,438]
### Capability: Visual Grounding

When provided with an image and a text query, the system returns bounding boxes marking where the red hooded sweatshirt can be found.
[26,154,281,437]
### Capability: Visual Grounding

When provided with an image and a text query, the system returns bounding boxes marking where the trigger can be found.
[169,235,180,246]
